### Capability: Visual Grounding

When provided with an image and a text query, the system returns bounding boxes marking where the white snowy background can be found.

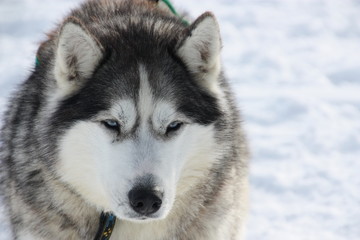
[1,0,359,239]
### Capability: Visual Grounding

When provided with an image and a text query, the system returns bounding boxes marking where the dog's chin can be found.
[126,216,162,223]
[112,208,170,223]
[110,197,174,223]
[115,213,166,223]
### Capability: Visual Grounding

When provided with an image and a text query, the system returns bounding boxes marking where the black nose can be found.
[128,189,163,215]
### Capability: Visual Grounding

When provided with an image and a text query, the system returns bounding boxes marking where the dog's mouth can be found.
[135,215,159,221]
[112,198,170,223]
[116,212,163,222]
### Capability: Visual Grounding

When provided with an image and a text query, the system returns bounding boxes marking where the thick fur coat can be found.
[0,0,249,239]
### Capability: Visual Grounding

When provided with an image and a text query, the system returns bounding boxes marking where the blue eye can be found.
[102,119,120,132]
[166,121,183,134]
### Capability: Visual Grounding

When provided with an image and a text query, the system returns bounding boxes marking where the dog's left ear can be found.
[177,12,221,92]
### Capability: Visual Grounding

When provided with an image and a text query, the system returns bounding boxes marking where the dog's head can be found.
[48,9,224,221]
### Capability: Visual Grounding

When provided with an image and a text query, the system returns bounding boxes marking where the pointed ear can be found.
[54,18,103,94]
[177,12,222,91]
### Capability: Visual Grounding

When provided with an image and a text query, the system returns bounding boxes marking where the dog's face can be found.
[50,12,223,221]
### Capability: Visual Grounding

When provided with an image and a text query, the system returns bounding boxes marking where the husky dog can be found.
[0,0,248,239]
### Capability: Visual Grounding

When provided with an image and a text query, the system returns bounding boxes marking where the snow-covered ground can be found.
[1,0,360,239]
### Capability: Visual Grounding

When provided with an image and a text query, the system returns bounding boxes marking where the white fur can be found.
[177,14,221,93]
[57,121,113,210]
[17,231,40,240]
[54,22,102,95]
[110,124,219,240]
[138,64,155,126]
[57,64,219,237]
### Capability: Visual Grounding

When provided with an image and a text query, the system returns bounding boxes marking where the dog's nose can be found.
[128,189,163,215]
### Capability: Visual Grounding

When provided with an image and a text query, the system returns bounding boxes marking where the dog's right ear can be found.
[54,19,103,94]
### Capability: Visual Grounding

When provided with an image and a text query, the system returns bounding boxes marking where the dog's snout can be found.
[128,188,163,215]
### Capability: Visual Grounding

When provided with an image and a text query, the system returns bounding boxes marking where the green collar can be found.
[35,54,40,67]
[160,0,190,25]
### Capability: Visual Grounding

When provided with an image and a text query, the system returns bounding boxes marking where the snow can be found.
[1,0,360,239]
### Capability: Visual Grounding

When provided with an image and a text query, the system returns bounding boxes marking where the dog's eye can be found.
[166,121,183,135]
[102,119,120,132]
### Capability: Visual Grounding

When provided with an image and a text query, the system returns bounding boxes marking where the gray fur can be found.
[0,0,249,239]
